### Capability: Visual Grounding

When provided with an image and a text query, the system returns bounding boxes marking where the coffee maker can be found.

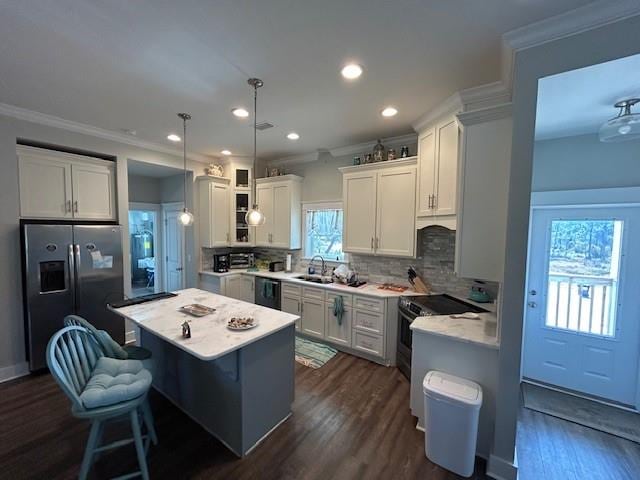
[213,253,230,273]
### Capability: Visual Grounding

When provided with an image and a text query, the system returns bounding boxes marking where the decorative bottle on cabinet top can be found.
[372,139,385,163]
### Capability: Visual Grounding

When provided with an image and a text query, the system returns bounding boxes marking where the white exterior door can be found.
[255,184,273,246]
[375,166,416,257]
[433,119,458,216]
[19,154,73,219]
[416,129,436,216]
[212,182,230,246]
[271,183,291,248]
[343,172,377,254]
[523,207,640,406]
[71,162,116,220]
[164,207,185,291]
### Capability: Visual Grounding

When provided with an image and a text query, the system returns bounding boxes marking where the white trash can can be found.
[423,371,482,477]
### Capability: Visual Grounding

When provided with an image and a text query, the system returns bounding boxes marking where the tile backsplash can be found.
[201,226,499,301]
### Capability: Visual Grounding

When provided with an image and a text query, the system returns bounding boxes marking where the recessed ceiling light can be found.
[221,149,232,155]
[167,133,181,142]
[381,106,398,118]
[341,63,363,80]
[286,132,300,140]
[232,107,249,118]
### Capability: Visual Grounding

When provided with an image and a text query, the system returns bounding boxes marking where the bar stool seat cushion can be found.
[80,357,151,409]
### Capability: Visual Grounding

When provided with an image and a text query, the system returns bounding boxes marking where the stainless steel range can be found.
[396,294,488,380]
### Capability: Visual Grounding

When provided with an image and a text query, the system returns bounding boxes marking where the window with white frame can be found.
[302,202,345,261]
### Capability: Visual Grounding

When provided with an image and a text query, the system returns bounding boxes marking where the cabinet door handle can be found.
[297,300,300,313]
[432,195,437,209]
[371,237,374,249]
[66,200,72,213]
[375,237,379,249]
[73,201,78,213]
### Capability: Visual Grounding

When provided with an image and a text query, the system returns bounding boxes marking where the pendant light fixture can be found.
[599,98,640,143]
[245,78,266,226]
[177,112,195,226]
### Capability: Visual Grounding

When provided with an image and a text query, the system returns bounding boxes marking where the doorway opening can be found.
[129,207,159,297]
[517,52,640,478]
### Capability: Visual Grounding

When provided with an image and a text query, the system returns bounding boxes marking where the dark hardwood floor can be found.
[517,406,640,480]
[0,353,487,480]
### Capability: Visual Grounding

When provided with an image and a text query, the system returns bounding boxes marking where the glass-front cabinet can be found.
[231,166,253,246]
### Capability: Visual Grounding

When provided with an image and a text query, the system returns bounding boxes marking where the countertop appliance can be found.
[397,294,488,380]
[269,261,284,272]
[255,277,281,310]
[229,252,254,269]
[21,222,125,371]
[213,253,230,273]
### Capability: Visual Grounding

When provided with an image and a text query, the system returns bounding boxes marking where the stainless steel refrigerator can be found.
[21,223,125,371]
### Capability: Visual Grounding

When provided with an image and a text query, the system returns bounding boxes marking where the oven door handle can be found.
[398,308,416,323]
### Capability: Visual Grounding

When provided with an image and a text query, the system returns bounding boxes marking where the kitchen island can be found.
[110,288,299,457]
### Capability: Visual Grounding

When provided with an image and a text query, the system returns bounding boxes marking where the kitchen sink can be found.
[294,274,334,284]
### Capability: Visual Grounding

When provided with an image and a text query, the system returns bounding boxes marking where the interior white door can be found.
[19,154,73,219]
[343,172,377,254]
[523,207,640,406]
[164,207,184,291]
[255,184,273,246]
[271,183,291,248]
[375,167,416,257]
[416,129,436,216]
[212,182,230,246]
[433,119,459,216]
[71,162,116,220]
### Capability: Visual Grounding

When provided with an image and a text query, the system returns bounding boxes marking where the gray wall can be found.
[533,133,640,192]
[128,174,162,204]
[0,114,208,373]
[496,14,640,477]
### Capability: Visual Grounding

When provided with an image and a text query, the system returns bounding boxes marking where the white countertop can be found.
[110,288,299,361]
[200,269,421,298]
[410,312,499,349]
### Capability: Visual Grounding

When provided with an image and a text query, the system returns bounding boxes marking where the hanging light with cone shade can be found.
[177,113,195,226]
[245,78,266,226]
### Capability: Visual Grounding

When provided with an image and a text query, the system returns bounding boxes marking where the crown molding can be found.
[458,81,512,111]
[457,103,512,126]
[267,150,323,167]
[338,156,417,174]
[328,132,417,158]
[0,102,215,164]
[411,92,463,132]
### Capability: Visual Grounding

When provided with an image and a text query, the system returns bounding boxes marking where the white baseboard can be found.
[487,451,518,480]
[0,362,29,383]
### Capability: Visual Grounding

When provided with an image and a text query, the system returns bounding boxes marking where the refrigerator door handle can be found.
[74,244,81,311]
[68,244,76,310]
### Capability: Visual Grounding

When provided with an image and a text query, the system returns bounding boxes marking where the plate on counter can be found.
[227,317,258,331]
[180,304,216,317]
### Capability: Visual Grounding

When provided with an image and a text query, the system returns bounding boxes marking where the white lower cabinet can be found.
[301,297,325,339]
[325,304,351,346]
[281,295,302,331]
[198,273,254,302]
[240,276,255,303]
[353,330,384,358]
[353,309,384,336]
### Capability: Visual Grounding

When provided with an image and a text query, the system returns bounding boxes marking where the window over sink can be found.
[302,202,345,261]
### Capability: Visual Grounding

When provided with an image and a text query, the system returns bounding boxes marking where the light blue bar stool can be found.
[47,326,158,480]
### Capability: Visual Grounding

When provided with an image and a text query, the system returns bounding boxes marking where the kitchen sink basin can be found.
[294,274,334,284]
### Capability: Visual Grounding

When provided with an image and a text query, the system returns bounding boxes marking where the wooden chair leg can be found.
[79,420,102,480]
[130,409,150,480]
[142,399,158,446]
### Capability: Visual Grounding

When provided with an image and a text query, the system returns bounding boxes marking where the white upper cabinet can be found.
[342,171,377,254]
[455,104,512,282]
[18,146,116,221]
[254,175,302,249]
[416,114,460,229]
[198,176,231,248]
[341,158,417,258]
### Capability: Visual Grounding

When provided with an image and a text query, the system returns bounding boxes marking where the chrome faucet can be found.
[308,255,326,276]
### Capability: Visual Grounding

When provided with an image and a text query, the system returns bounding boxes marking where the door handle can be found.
[74,244,81,310]
[527,301,537,308]
[176,267,183,272]
[68,244,76,308]
[73,201,78,213]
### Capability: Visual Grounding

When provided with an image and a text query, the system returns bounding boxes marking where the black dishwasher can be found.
[255,277,281,310]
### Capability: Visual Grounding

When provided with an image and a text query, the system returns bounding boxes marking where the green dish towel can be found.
[262,281,275,300]
[333,296,344,326]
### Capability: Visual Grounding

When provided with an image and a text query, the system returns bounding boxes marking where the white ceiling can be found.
[0,0,597,160]
[536,53,640,141]
[128,159,183,178]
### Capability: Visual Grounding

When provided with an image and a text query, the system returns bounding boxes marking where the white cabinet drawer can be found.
[354,296,385,313]
[353,309,384,335]
[353,330,384,357]
[302,286,325,301]
[326,291,353,307]
[282,282,302,297]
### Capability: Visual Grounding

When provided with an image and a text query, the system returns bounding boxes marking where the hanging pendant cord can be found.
[183,115,187,209]
[253,83,257,203]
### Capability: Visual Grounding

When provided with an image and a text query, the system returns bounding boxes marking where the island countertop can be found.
[110,288,299,361]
